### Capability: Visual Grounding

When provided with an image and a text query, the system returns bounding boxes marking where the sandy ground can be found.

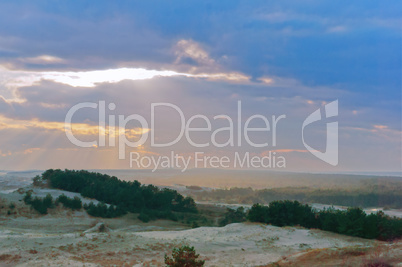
[2,217,397,266]
[1,197,400,266]
[0,172,401,266]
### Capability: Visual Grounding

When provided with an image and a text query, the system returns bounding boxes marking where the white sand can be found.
[0,172,400,266]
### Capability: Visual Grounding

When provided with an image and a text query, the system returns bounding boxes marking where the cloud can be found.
[175,39,215,67]
[192,72,250,83]
[39,68,190,87]
[23,148,40,154]
[172,39,251,83]
[0,66,189,89]
[0,74,399,171]
[18,55,66,65]
[327,26,347,33]
[0,1,399,171]
[0,115,149,138]
[0,40,252,91]
[373,125,388,130]
[258,77,274,84]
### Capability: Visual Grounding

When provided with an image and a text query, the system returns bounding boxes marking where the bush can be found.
[337,207,366,237]
[31,197,48,214]
[43,194,54,209]
[164,245,205,266]
[56,194,82,210]
[23,193,56,215]
[33,175,47,187]
[267,200,317,228]
[136,209,178,222]
[247,203,269,223]
[138,212,150,223]
[26,194,54,214]
[23,192,33,204]
[363,260,392,267]
[219,207,247,226]
[83,201,126,218]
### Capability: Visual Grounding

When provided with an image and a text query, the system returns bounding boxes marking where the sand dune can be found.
[0,172,400,266]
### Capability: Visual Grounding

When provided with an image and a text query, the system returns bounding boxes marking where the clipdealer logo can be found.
[302,100,338,166]
[64,100,338,170]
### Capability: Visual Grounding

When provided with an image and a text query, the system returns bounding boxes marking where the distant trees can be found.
[83,202,126,218]
[37,169,198,221]
[23,192,54,214]
[33,175,47,187]
[23,192,83,214]
[138,212,151,223]
[56,194,82,210]
[137,209,178,222]
[319,208,402,241]
[23,191,33,204]
[189,186,402,209]
[165,245,205,267]
[219,207,247,226]
[248,200,402,241]
[248,200,317,228]
[247,203,269,223]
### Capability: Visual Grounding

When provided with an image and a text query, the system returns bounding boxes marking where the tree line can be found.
[28,169,401,241]
[189,186,402,208]
[23,192,83,214]
[246,200,402,241]
[33,169,197,220]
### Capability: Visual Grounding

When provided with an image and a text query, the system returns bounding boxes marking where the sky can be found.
[0,1,400,173]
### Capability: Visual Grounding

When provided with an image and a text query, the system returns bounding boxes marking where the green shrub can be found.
[83,201,126,218]
[23,192,33,204]
[165,245,205,266]
[138,212,150,223]
[56,194,82,210]
[43,194,54,209]
[219,207,247,226]
[247,203,270,223]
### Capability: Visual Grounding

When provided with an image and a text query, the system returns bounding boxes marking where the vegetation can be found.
[189,186,402,209]
[164,245,205,266]
[137,209,178,222]
[34,169,197,221]
[23,192,54,214]
[23,190,128,218]
[33,175,46,187]
[248,201,317,228]
[218,207,247,226]
[23,192,77,213]
[83,202,126,218]
[5,201,16,216]
[248,200,402,241]
[56,194,82,210]
[27,169,401,241]
[362,258,392,267]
